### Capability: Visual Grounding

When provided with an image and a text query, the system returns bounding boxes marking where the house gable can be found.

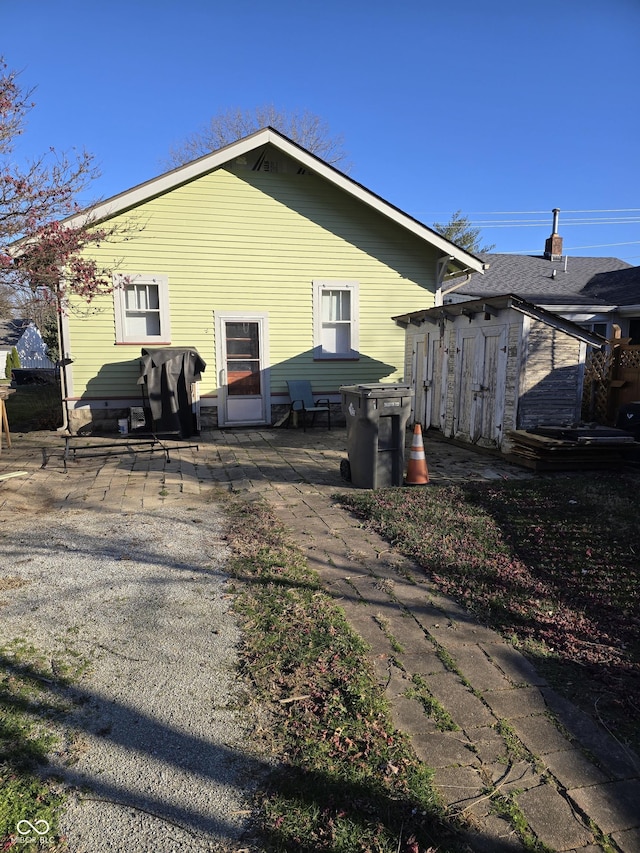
[66,128,486,282]
[61,133,475,430]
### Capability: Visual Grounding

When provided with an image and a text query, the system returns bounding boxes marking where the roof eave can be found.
[61,127,485,275]
[393,293,605,347]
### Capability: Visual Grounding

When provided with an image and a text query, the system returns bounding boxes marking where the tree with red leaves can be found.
[0,58,125,314]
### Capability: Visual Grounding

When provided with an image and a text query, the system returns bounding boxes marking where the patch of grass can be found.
[406,675,458,732]
[224,496,470,852]
[0,638,78,849]
[372,613,405,653]
[495,719,540,769]
[491,790,553,852]
[5,382,63,431]
[336,473,640,756]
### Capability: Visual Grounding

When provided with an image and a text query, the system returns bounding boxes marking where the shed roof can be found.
[393,294,605,347]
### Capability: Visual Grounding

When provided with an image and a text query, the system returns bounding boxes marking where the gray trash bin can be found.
[340,383,414,488]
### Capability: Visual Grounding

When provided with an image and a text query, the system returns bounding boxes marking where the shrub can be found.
[5,346,21,379]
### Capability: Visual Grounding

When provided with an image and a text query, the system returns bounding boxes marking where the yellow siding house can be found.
[59,128,485,432]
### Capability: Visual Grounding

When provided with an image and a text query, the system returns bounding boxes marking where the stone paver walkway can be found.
[1,426,639,853]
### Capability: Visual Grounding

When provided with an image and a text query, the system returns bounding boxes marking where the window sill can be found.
[116,339,171,347]
[313,356,360,362]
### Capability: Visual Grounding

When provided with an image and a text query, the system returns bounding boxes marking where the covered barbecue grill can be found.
[138,347,206,438]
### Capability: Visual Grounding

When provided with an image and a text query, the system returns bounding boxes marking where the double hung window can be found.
[114,274,170,343]
[313,280,359,359]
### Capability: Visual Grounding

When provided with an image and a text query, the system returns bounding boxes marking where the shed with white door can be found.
[393,294,604,454]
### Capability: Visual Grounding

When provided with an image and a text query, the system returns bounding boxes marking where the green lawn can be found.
[337,472,640,756]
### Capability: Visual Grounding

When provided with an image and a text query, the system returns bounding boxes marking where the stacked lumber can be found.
[505,428,637,471]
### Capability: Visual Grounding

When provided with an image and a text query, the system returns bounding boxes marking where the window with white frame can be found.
[313,280,359,358]
[114,274,170,343]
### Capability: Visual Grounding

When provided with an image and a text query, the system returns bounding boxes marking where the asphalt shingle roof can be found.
[0,319,32,349]
[452,254,637,306]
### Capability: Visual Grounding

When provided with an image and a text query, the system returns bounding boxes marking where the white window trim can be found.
[313,279,360,359]
[114,274,171,344]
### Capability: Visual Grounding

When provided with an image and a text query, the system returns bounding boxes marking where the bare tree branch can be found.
[166,105,350,171]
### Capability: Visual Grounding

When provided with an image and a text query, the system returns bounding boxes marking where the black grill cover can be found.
[138,348,206,437]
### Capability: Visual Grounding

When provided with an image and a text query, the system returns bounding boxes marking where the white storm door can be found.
[216,313,270,426]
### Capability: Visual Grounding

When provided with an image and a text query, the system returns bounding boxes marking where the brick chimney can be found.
[544,208,563,259]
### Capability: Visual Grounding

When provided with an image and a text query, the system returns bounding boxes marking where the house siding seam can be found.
[66,164,437,414]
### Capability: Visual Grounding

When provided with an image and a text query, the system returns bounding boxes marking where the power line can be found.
[470,219,640,228]
[505,240,640,253]
[417,208,640,215]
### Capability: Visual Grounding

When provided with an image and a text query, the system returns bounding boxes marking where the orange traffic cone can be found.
[405,423,429,485]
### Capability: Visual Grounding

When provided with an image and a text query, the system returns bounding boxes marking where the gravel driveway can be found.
[2,499,262,852]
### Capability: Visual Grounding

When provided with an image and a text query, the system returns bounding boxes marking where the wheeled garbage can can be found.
[340,383,414,488]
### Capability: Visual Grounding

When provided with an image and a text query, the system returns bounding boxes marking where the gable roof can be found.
[392,294,605,348]
[581,265,640,306]
[446,252,633,306]
[0,318,34,349]
[64,126,485,280]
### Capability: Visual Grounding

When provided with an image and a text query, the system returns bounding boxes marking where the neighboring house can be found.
[0,319,56,375]
[53,127,485,432]
[393,295,603,454]
[440,210,639,342]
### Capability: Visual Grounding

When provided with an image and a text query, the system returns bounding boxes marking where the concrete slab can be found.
[482,686,550,719]
[541,688,640,781]
[612,826,640,853]
[488,760,540,793]
[417,672,495,730]
[517,783,594,850]
[432,765,487,809]
[509,714,574,756]
[444,644,514,692]
[395,651,449,678]
[472,725,511,765]
[459,815,526,852]
[412,731,477,768]
[480,643,549,687]
[568,779,640,835]
[543,748,610,789]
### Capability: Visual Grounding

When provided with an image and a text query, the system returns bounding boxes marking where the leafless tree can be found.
[166,105,350,171]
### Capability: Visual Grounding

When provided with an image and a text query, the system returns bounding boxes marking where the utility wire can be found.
[504,240,640,254]
[416,208,640,215]
[470,219,640,228]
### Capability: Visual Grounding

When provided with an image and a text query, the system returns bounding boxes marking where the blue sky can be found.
[3,0,640,260]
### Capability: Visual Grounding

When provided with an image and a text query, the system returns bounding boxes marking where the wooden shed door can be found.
[454,325,507,447]
[413,332,445,430]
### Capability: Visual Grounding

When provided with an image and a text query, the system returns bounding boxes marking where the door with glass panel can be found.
[215,313,270,425]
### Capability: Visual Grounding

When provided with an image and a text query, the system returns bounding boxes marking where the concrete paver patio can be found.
[1,426,638,853]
